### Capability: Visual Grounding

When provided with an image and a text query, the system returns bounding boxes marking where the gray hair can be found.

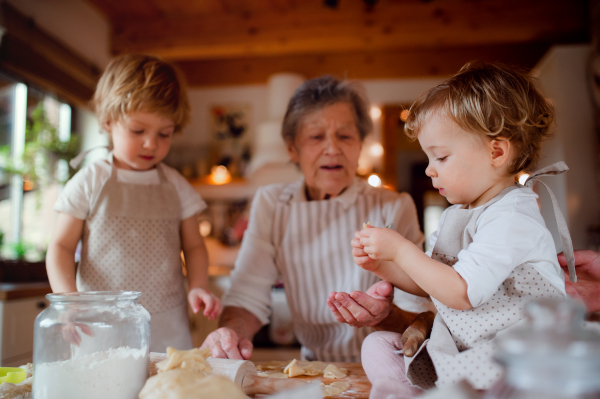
[281,76,373,143]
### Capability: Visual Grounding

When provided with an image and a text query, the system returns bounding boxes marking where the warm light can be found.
[368,174,382,187]
[518,173,530,185]
[199,220,212,237]
[23,180,33,191]
[399,109,410,122]
[209,165,232,185]
[369,142,384,157]
[370,106,382,120]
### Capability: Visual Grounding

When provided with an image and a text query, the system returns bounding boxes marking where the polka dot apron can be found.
[404,162,577,390]
[75,153,192,352]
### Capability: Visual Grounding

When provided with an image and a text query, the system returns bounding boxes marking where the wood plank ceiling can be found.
[86,0,589,86]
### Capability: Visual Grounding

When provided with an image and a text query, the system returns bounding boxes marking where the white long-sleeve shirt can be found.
[426,186,566,307]
[222,177,432,361]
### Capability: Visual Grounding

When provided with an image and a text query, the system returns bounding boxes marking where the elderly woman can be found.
[201,76,432,362]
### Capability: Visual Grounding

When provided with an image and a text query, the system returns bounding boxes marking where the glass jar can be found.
[485,298,600,399]
[32,291,151,399]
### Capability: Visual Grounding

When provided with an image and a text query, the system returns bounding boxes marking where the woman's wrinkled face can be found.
[287,102,362,199]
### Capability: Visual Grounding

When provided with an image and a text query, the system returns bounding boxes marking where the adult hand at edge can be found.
[558,250,600,313]
[327,281,394,328]
[200,327,253,360]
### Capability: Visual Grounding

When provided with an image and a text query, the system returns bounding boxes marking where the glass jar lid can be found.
[496,298,600,360]
[46,291,142,303]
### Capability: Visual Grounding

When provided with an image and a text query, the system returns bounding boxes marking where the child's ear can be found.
[489,137,511,167]
[103,120,113,134]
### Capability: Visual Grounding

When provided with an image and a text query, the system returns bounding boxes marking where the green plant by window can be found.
[0,104,80,190]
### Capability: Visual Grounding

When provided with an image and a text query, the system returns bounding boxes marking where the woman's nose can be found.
[324,136,341,154]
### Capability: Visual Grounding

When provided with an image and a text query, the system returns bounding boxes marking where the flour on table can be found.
[323,364,348,379]
[33,346,148,399]
[321,381,350,397]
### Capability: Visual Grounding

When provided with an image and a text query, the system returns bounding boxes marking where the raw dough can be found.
[323,364,348,379]
[284,359,306,377]
[141,347,246,399]
[260,359,345,379]
[257,372,289,378]
[139,371,245,399]
[156,347,211,375]
[321,381,350,397]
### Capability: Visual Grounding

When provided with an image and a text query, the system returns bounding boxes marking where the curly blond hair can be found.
[405,62,554,174]
[92,54,190,133]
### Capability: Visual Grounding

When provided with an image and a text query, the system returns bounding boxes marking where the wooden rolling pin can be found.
[149,353,308,396]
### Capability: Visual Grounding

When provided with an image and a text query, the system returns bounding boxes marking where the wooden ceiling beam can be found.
[176,42,553,87]
[110,0,588,61]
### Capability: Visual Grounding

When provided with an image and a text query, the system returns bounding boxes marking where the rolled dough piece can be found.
[323,364,348,379]
[257,372,289,378]
[284,360,307,378]
[256,361,288,371]
[156,347,211,375]
[139,370,245,399]
[321,381,350,397]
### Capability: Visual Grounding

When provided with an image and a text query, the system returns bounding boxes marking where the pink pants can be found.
[362,331,425,399]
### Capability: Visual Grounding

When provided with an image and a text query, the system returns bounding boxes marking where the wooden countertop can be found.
[0,282,52,301]
[149,354,370,398]
[254,361,371,399]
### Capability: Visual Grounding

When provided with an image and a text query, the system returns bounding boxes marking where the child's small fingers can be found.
[203,295,215,316]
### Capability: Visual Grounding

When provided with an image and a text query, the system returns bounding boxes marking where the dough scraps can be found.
[321,381,350,397]
[257,372,289,378]
[323,364,348,379]
[156,347,212,375]
[258,359,347,379]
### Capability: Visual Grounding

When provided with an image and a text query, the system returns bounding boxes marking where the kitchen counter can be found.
[254,361,371,398]
[0,282,52,301]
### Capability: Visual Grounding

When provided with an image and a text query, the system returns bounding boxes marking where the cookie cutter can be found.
[0,367,26,384]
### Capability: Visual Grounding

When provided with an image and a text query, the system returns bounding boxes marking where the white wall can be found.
[535,45,600,251]
[6,0,111,69]
[176,77,444,150]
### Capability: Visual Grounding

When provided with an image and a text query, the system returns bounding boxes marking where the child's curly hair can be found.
[92,54,190,133]
[405,62,554,174]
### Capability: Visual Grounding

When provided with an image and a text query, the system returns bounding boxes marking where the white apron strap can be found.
[524,161,576,282]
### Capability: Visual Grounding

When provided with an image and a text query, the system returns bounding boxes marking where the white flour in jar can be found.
[33,346,148,399]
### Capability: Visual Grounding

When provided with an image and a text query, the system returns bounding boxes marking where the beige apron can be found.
[76,153,192,352]
[272,179,385,362]
[405,162,576,390]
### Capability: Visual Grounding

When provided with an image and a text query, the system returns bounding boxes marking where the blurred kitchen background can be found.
[0,0,598,365]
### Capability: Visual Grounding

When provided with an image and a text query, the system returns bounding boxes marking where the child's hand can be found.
[352,230,381,271]
[188,288,223,320]
[62,322,94,346]
[359,227,403,262]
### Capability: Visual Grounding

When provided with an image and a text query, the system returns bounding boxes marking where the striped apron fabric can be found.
[271,180,397,362]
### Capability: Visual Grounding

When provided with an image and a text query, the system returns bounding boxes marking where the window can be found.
[0,73,73,261]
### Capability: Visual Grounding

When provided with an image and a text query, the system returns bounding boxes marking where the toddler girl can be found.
[46,54,222,352]
[353,62,576,392]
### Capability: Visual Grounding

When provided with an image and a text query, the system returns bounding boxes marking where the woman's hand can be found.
[327,281,393,327]
[558,250,600,313]
[188,288,223,320]
[201,327,253,360]
[358,227,405,263]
